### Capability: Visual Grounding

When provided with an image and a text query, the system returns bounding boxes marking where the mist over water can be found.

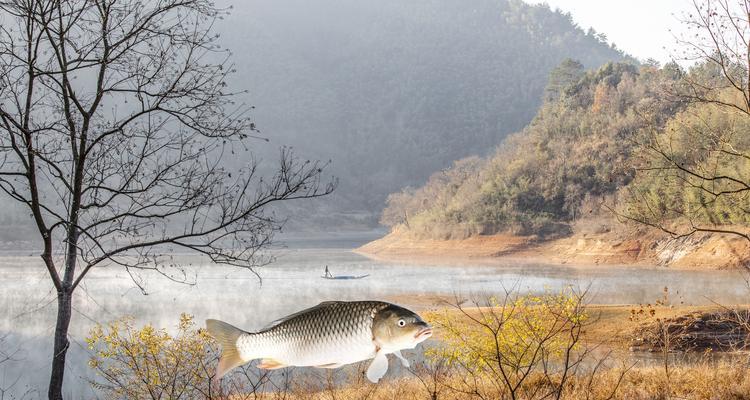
[1,235,747,398]
[0,0,747,397]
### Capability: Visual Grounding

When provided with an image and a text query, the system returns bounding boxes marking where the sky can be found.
[525,0,694,64]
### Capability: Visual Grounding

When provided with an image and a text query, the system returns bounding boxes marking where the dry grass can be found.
[224,299,750,400]
[88,300,750,400]
[225,359,750,400]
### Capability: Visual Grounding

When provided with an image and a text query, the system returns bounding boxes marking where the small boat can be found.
[321,274,370,280]
[321,265,369,280]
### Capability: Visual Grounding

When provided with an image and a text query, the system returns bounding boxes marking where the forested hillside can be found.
[0,0,632,241]
[379,61,684,238]
[381,55,750,242]
[219,0,630,227]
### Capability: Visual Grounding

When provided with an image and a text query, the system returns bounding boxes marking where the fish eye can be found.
[397,319,406,327]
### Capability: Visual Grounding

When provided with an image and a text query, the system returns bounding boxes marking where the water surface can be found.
[0,234,747,398]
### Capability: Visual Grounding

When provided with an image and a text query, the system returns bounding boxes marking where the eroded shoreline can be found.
[356,229,750,270]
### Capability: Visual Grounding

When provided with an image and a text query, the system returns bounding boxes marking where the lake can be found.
[1,233,748,398]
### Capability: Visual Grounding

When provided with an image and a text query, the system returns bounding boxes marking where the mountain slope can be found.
[380,62,677,238]
[218,0,631,227]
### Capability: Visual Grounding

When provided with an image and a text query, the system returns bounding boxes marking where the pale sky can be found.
[525,0,695,64]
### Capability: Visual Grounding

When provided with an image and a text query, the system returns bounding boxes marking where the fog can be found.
[2,237,748,397]
[1,0,633,237]
[211,0,628,229]
[2,1,713,398]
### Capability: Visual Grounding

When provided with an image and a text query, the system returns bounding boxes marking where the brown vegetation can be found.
[223,363,750,400]
[631,309,750,352]
[374,0,750,271]
[85,292,750,399]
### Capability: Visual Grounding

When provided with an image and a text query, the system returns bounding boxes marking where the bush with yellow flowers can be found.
[86,313,220,399]
[424,289,589,399]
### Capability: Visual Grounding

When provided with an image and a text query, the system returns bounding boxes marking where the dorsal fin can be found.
[260,301,340,331]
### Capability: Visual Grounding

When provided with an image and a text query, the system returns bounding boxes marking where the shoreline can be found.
[356,229,750,270]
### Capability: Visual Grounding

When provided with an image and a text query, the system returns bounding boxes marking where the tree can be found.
[543,58,584,103]
[674,0,750,113]
[0,1,333,398]
[621,0,750,242]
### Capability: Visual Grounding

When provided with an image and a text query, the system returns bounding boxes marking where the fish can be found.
[205,300,433,383]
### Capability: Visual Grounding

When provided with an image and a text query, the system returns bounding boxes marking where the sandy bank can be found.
[356,228,750,270]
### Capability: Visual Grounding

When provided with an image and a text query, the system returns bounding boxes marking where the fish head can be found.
[372,304,433,351]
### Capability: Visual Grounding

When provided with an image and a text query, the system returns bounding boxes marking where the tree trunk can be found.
[48,289,72,400]
[49,213,80,399]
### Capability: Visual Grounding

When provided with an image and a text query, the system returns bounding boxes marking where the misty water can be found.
[1,233,748,398]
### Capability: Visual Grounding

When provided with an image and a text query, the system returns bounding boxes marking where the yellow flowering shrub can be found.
[424,289,589,398]
[86,313,220,399]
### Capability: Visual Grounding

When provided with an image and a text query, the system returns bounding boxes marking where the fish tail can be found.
[206,319,248,379]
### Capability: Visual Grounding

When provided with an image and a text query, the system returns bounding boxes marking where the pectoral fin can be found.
[393,350,410,368]
[366,351,389,383]
[258,358,286,370]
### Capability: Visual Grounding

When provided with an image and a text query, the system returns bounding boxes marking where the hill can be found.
[218,0,631,228]
[368,61,750,268]
[379,62,676,238]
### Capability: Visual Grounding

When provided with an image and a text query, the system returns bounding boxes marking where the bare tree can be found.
[619,0,750,243]
[0,1,334,399]
[408,359,451,400]
[0,333,35,400]
[675,0,750,114]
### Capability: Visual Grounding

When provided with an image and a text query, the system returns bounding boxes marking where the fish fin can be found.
[205,319,247,379]
[393,350,410,368]
[261,301,340,331]
[315,362,343,369]
[258,358,287,370]
[366,351,389,383]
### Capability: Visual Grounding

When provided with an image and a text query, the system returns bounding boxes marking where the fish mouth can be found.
[414,327,433,341]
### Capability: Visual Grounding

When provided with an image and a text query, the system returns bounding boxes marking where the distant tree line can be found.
[381,50,750,241]
[381,60,680,238]
[218,0,630,224]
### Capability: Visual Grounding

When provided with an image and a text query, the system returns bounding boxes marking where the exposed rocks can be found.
[630,310,750,352]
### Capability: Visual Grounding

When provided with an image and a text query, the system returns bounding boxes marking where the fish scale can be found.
[238,301,385,367]
[206,300,432,383]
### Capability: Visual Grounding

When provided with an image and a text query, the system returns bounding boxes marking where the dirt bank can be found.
[356,226,750,270]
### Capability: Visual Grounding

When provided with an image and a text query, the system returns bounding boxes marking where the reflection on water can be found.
[0,235,748,398]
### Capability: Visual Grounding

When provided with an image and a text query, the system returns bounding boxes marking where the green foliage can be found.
[221,0,630,223]
[383,62,681,237]
[623,92,750,228]
[544,58,585,103]
[380,157,486,238]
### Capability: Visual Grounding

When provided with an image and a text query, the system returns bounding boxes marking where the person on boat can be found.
[324,265,332,278]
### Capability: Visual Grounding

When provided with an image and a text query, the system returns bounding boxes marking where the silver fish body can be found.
[206,300,432,383]
[238,301,380,367]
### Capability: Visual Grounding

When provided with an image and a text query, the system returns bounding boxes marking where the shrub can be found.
[86,314,219,399]
[424,289,593,400]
